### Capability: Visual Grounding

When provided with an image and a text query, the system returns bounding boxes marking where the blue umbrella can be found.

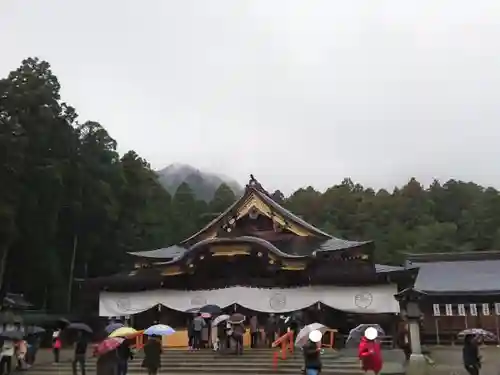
[105,322,124,334]
[144,324,175,336]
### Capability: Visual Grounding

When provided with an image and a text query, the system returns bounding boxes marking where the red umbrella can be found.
[94,337,125,356]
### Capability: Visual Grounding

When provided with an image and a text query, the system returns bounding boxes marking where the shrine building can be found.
[86,176,416,346]
[398,250,500,346]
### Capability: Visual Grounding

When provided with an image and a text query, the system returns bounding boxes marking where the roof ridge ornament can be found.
[246,174,271,196]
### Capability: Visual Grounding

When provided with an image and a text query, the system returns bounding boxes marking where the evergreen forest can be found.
[2,58,500,312]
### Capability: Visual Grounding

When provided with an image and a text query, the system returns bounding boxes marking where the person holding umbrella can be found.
[94,337,123,375]
[358,327,382,375]
[117,339,133,375]
[228,313,245,355]
[192,313,206,350]
[303,330,322,375]
[52,330,62,364]
[72,331,88,375]
[142,335,162,375]
[463,334,481,375]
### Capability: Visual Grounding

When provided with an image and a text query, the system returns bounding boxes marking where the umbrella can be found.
[458,328,496,340]
[66,323,93,334]
[345,324,385,347]
[144,324,175,336]
[228,313,245,324]
[94,337,125,356]
[52,317,70,329]
[109,327,138,338]
[200,304,222,315]
[105,322,124,334]
[0,331,23,340]
[295,323,328,347]
[212,314,230,327]
[186,308,200,314]
[25,326,45,335]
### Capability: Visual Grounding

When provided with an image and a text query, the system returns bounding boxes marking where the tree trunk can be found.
[66,234,78,312]
[0,243,12,294]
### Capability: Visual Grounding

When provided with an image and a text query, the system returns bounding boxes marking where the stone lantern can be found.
[395,288,427,375]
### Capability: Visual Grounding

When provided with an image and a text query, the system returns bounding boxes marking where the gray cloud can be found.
[1,0,499,194]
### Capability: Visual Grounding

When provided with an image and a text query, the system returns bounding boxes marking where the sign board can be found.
[495,303,500,315]
[469,304,478,316]
[482,304,490,316]
[433,304,441,316]
[458,304,466,316]
[445,304,453,316]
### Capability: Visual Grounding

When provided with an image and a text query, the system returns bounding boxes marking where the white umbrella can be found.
[295,323,328,347]
[211,314,230,327]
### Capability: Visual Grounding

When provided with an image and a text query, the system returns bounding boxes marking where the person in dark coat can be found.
[250,316,259,348]
[117,340,133,375]
[463,334,481,375]
[303,330,322,375]
[73,332,88,375]
[95,350,118,375]
[142,336,162,375]
[265,315,276,348]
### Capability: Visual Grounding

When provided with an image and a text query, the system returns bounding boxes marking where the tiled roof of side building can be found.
[406,250,500,263]
[412,259,500,295]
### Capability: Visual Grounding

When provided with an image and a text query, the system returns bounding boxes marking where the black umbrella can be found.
[66,323,93,334]
[56,318,71,330]
[199,304,221,315]
[25,326,46,335]
[0,330,23,340]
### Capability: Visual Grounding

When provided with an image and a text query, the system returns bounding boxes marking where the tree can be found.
[209,183,236,214]
[171,183,199,243]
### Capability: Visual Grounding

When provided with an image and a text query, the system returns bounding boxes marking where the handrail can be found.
[272,331,294,371]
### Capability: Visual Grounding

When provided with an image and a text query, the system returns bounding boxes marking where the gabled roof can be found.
[2,293,32,310]
[180,175,370,248]
[412,259,500,295]
[406,250,500,264]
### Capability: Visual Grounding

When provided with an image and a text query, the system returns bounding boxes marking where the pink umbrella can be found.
[94,337,125,356]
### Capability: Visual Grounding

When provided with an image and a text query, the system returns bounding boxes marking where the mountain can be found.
[156,163,243,201]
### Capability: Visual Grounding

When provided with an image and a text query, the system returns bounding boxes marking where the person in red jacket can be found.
[358,327,383,375]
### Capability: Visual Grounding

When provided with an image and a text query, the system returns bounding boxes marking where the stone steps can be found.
[27,349,404,375]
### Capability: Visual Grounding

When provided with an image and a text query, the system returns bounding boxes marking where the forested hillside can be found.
[2,58,500,312]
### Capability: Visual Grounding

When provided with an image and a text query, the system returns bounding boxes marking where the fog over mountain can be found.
[156,163,243,201]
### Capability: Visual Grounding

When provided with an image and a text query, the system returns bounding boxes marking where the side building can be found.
[399,251,500,345]
[85,176,415,345]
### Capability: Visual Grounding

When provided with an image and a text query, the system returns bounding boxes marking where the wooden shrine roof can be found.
[130,175,371,260]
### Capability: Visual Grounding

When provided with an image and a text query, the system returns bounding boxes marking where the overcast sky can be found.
[1,0,500,194]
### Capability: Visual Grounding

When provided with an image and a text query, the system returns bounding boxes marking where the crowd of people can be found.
[186,312,303,353]
[0,313,487,375]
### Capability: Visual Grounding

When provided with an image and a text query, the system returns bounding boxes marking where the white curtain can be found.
[99,285,399,317]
